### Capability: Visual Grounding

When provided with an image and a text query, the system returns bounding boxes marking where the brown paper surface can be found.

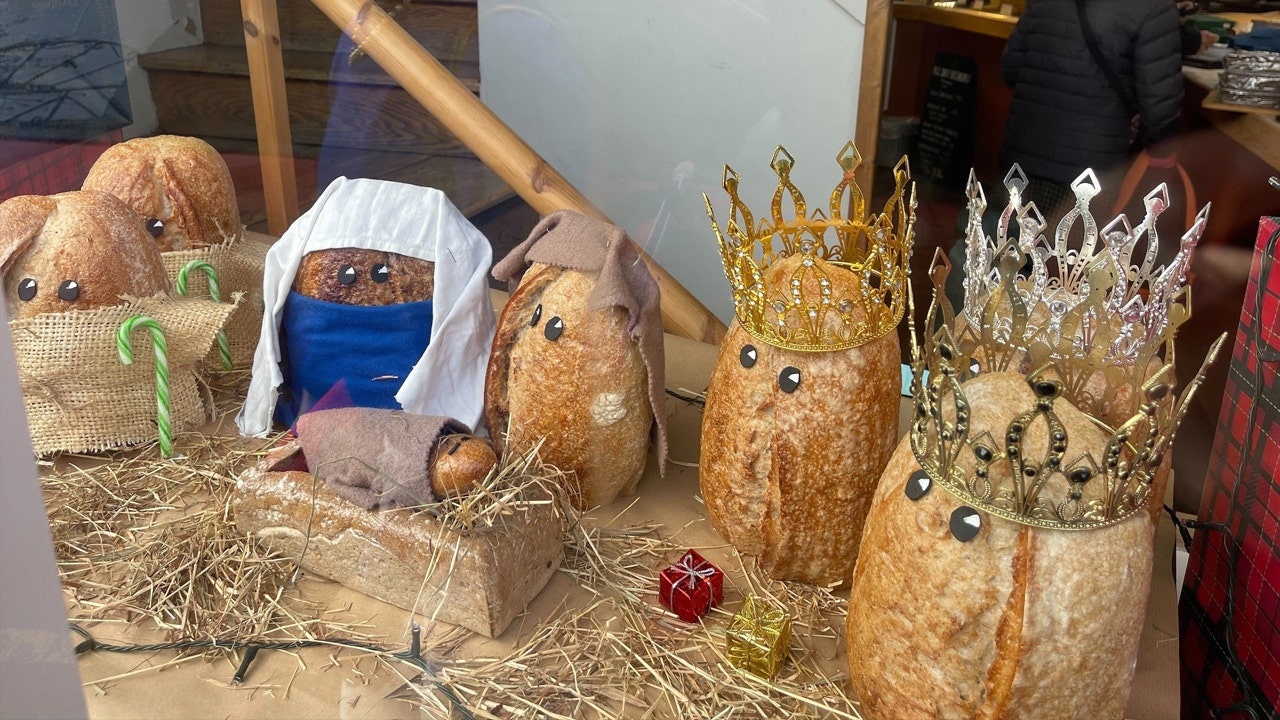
[58,291,1180,719]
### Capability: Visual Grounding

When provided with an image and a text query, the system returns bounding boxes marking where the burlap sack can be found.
[10,294,236,455]
[160,234,269,370]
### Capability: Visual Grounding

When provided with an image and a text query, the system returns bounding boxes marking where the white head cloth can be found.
[236,177,496,437]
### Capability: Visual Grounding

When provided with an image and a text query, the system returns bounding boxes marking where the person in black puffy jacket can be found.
[1000,0,1184,209]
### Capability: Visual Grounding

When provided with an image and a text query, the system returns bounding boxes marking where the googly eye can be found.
[544,316,564,341]
[778,366,801,393]
[530,303,542,327]
[370,264,390,283]
[144,218,164,238]
[337,265,357,286]
[950,507,982,542]
[739,344,757,369]
[58,280,79,302]
[17,278,37,301]
[905,469,932,501]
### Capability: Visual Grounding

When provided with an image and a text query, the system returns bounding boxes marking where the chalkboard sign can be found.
[916,52,978,191]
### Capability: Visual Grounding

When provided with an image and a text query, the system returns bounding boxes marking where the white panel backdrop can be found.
[478,0,869,322]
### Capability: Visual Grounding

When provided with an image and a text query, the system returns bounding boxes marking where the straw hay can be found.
[396,507,863,718]
[43,424,370,648]
[43,383,862,717]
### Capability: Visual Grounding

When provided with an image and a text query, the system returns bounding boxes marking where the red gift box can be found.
[659,549,724,622]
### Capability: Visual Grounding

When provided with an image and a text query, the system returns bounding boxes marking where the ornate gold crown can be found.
[705,143,915,352]
[906,167,1222,532]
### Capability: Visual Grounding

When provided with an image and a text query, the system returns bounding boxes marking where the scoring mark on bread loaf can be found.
[590,392,627,426]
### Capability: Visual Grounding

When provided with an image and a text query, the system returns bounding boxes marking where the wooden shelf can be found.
[140,44,480,92]
[892,3,1018,40]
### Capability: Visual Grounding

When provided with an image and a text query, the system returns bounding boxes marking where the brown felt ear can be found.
[482,264,561,450]
[0,195,55,274]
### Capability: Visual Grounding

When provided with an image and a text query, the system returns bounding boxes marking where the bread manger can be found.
[235,421,564,639]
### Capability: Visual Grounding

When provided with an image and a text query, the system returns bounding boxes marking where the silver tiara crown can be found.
[959,165,1209,370]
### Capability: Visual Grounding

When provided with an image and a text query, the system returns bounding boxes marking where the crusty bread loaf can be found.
[1,191,169,320]
[82,135,240,252]
[235,440,562,639]
[293,248,434,305]
[847,372,1153,719]
[956,313,1172,523]
[485,262,652,509]
[699,255,900,584]
[431,434,498,496]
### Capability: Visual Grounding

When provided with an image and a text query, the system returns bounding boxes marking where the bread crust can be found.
[699,255,901,584]
[1,191,168,320]
[235,440,563,638]
[485,262,652,509]
[82,135,240,252]
[847,372,1152,719]
[294,248,434,306]
[431,434,498,496]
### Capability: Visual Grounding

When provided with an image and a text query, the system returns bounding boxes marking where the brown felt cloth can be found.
[492,210,667,474]
[296,407,468,510]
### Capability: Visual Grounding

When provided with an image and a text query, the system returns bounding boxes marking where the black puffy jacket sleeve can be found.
[1134,1,1184,147]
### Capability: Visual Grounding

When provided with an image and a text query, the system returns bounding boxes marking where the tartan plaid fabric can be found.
[1180,216,1280,720]
[0,131,121,200]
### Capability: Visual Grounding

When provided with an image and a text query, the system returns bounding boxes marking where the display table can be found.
[1182,65,1280,174]
[63,296,1182,718]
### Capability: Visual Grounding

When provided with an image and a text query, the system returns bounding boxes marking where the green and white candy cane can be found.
[117,315,173,458]
[176,259,232,370]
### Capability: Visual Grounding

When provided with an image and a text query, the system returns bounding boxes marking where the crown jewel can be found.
[705,143,915,352]
[909,169,1222,532]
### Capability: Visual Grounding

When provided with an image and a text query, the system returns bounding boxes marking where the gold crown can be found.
[705,143,915,352]
[907,165,1223,531]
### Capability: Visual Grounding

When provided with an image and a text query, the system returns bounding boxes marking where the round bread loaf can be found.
[82,135,240,252]
[293,248,434,306]
[485,262,652,509]
[699,254,900,584]
[431,434,498,497]
[847,371,1153,719]
[1,191,169,320]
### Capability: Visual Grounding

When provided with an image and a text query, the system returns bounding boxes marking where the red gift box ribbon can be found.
[664,552,717,605]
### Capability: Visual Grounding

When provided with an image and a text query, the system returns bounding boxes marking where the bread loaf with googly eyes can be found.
[485,262,653,510]
[1,191,169,321]
[82,135,240,252]
[293,248,434,306]
[846,371,1153,719]
[698,253,900,585]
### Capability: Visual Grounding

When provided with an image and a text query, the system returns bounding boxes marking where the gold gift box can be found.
[726,595,792,680]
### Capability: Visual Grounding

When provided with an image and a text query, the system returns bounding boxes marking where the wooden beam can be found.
[855,0,894,199]
[307,0,726,344]
[241,0,299,236]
